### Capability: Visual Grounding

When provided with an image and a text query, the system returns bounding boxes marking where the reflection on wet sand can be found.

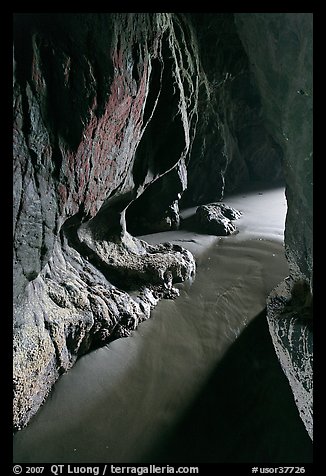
[13,185,311,463]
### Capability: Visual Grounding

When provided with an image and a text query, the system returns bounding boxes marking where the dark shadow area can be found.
[179,214,202,233]
[142,308,313,463]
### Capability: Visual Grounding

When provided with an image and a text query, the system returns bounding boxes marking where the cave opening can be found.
[13,12,312,465]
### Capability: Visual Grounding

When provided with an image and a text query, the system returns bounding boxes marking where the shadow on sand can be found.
[142,308,313,464]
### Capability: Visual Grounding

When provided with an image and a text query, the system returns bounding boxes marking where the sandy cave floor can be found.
[13,182,313,463]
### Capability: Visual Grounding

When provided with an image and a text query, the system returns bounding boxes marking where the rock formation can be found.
[181,13,284,207]
[13,13,199,430]
[266,278,313,440]
[195,203,241,236]
[13,12,312,439]
[235,13,313,439]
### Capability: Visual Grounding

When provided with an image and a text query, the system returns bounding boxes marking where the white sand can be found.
[13,183,289,463]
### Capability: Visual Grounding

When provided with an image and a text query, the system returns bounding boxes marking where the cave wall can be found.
[235,13,313,286]
[127,13,285,230]
[181,13,284,207]
[235,13,313,438]
[13,12,312,438]
[13,12,199,430]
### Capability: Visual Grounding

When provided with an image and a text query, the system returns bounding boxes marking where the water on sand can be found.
[13,183,312,463]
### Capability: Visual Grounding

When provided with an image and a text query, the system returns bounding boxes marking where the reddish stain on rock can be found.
[57,42,150,218]
[57,184,67,212]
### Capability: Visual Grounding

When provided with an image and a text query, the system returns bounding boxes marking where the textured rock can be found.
[126,160,187,235]
[13,13,199,430]
[216,203,242,221]
[13,12,313,438]
[76,221,195,297]
[126,14,285,219]
[181,13,284,207]
[13,240,154,430]
[267,278,313,440]
[195,203,241,236]
[235,13,313,438]
[235,13,313,287]
[125,13,200,233]
[13,229,196,430]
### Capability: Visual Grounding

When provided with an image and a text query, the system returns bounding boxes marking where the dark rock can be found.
[235,13,313,438]
[235,12,313,288]
[218,203,242,221]
[125,13,200,233]
[13,12,313,441]
[181,14,284,207]
[13,240,151,430]
[13,13,199,431]
[267,278,313,440]
[126,160,187,235]
[195,203,241,236]
[133,200,180,234]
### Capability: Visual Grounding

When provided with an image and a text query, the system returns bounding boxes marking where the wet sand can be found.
[13,183,312,463]
[146,308,313,463]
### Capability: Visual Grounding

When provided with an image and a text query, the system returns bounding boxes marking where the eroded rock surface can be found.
[13,240,152,430]
[195,203,241,236]
[13,12,313,439]
[235,13,313,287]
[267,278,313,440]
[13,13,199,431]
[126,13,285,227]
[235,13,313,438]
[181,13,284,207]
